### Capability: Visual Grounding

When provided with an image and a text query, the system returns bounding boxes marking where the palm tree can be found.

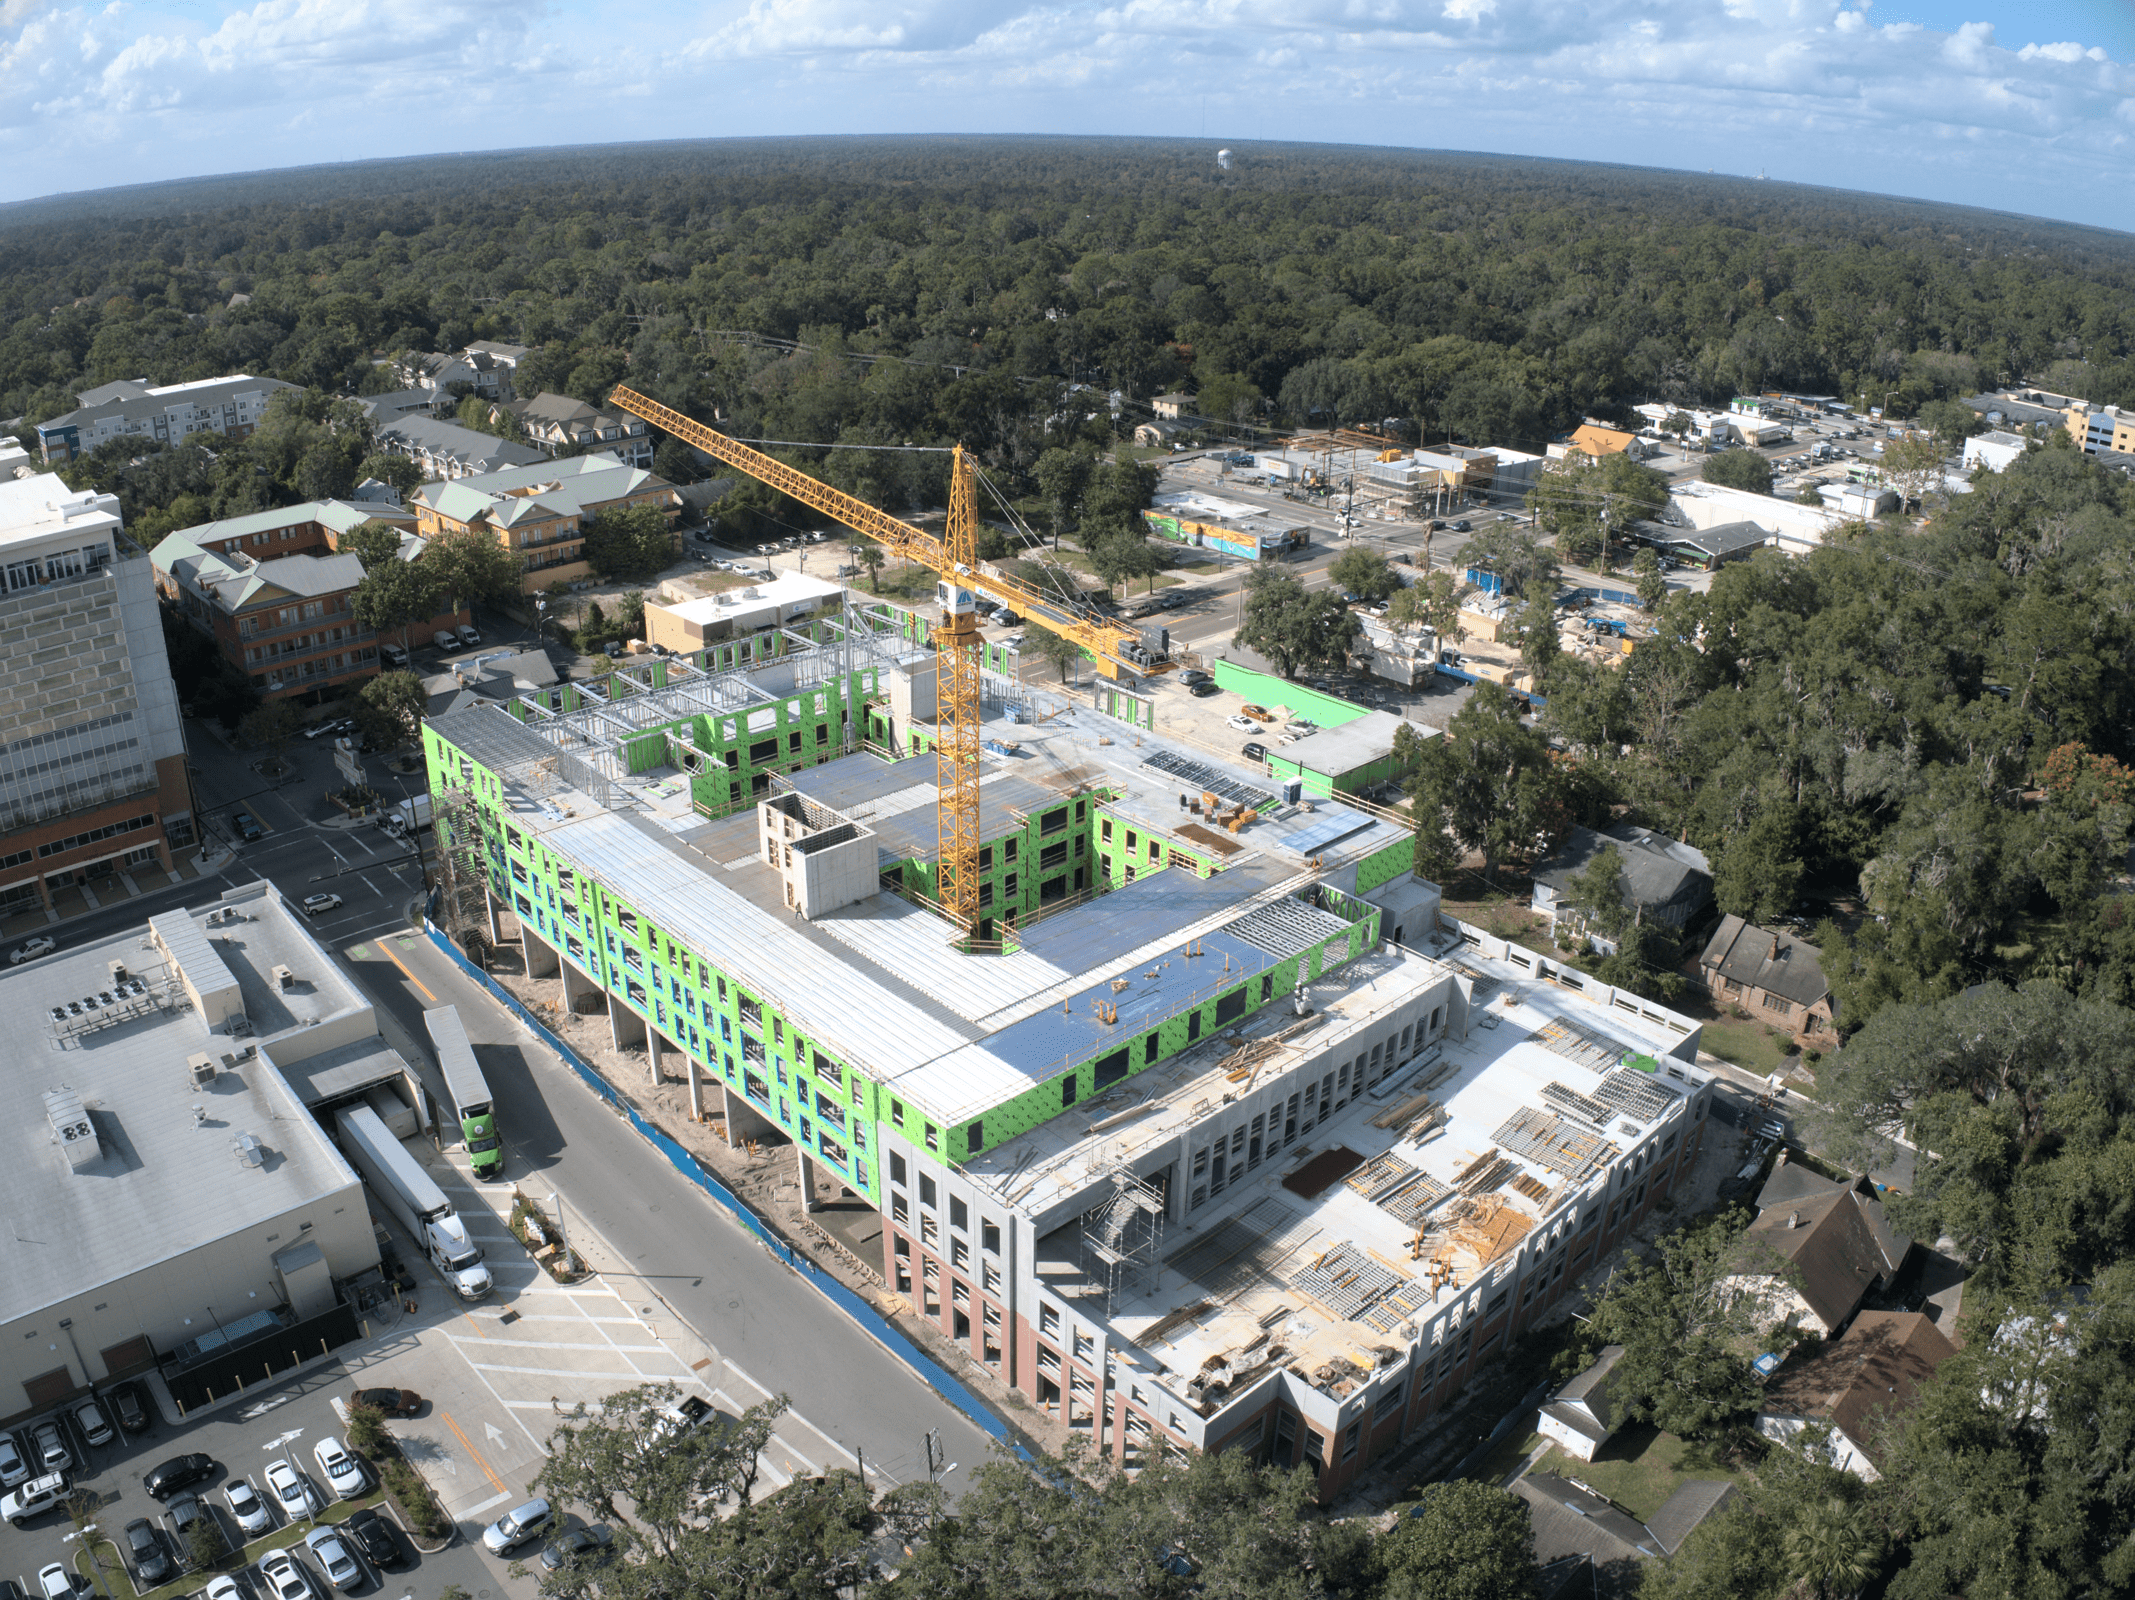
[1785,1495,1878,1599]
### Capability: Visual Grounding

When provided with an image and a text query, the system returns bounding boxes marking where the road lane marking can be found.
[438,1409,511,1498]
[376,938,438,1002]
[462,1489,513,1516]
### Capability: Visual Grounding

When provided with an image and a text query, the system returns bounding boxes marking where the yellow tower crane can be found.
[607,386,1165,933]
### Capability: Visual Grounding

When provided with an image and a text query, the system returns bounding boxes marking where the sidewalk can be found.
[0,843,233,941]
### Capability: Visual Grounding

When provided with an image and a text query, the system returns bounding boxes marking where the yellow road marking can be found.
[440,1408,510,1498]
[378,938,438,1003]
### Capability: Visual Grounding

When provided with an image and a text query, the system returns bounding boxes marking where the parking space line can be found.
[438,1409,510,1498]
[449,1336,662,1355]
[463,1362,653,1381]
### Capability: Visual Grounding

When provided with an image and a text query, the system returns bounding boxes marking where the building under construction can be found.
[419,607,1712,1498]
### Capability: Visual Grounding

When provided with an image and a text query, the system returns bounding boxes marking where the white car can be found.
[300,893,344,918]
[205,1577,246,1600]
[71,1397,112,1449]
[312,1436,364,1500]
[264,1458,321,1521]
[30,1422,68,1475]
[37,1563,72,1600]
[9,937,54,965]
[1226,714,1261,732]
[304,1527,362,1593]
[0,1431,27,1487]
[224,1476,274,1537]
[257,1549,314,1600]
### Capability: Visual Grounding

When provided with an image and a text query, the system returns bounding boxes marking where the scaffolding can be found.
[1079,1165,1167,1317]
[431,784,493,948]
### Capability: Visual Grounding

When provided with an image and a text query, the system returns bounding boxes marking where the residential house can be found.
[1529,824,1712,953]
[1757,1311,1958,1480]
[1698,915,1835,1044]
[1729,1174,1912,1336]
[1511,1473,1738,1597]
[408,453,682,594]
[152,501,465,700]
[1564,423,1641,459]
[1132,420,1183,449]
[1150,392,1197,421]
[34,375,297,464]
[421,648,558,717]
[374,416,546,481]
[1537,1345,1625,1462]
[356,389,447,426]
[502,393,654,469]
[0,477,195,913]
[395,348,514,401]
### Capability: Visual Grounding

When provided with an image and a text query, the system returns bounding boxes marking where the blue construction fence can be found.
[421,919,1030,1466]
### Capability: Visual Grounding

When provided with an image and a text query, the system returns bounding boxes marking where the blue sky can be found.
[3,1,2132,230]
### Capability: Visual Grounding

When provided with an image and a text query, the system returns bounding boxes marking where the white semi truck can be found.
[334,1104,493,1300]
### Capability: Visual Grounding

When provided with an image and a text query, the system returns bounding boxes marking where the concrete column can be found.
[796,1146,821,1213]
[685,1051,704,1121]
[609,1000,646,1053]
[646,1027,664,1086]
[482,885,501,945]
[560,956,598,1014]
[716,1081,738,1147]
[522,925,561,980]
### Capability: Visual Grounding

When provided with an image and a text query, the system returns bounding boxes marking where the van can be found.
[432,630,457,652]
[456,624,482,649]
[379,643,409,669]
[482,1497,553,1555]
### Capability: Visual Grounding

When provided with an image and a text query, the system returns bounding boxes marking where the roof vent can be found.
[44,1087,99,1170]
[233,1131,265,1168]
[1788,1210,1803,1229]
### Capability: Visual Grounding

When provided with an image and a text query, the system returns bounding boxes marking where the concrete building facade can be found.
[0,477,193,917]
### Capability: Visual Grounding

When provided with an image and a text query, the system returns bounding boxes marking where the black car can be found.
[1241,742,1268,762]
[143,1454,216,1500]
[343,1508,401,1569]
[123,1519,169,1585]
[350,1387,422,1418]
[108,1382,148,1433]
[229,810,264,842]
[1190,680,1220,697]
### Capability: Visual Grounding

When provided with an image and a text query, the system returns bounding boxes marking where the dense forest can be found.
[12,139,2135,1598]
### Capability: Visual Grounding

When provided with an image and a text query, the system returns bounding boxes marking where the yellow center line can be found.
[440,1408,510,1498]
[377,937,438,1004]
[463,1311,487,1338]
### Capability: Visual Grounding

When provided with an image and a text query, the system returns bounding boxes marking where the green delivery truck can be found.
[425,1004,503,1180]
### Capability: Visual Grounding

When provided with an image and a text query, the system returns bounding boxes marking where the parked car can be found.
[300,893,344,918]
[539,1526,616,1573]
[8,937,54,966]
[124,1518,170,1584]
[1241,742,1269,762]
[1237,703,1272,720]
[3,1472,69,1526]
[1190,680,1219,697]
[70,1398,111,1449]
[432,630,457,651]
[1752,1115,1789,1144]
[312,1437,365,1500]
[602,641,622,658]
[379,644,409,669]
[456,624,482,648]
[230,811,263,842]
[264,1459,321,1521]
[349,1387,421,1418]
[1176,669,1209,686]
[108,1383,148,1433]
[224,1477,273,1537]
[29,1423,68,1476]
[1226,714,1261,731]
[0,1432,26,1487]
[304,1527,362,1592]
[341,1508,400,1570]
[204,1577,245,1600]
[145,1454,217,1501]
[482,1496,554,1556]
[166,1493,205,1551]
[256,1549,314,1600]
[37,1564,72,1600]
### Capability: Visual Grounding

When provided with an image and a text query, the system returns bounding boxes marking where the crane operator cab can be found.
[936,576,980,623]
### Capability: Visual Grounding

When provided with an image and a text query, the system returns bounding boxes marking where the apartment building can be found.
[420,635,1708,1499]
[34,375,298,464]
[152,500,465,699]
[0,477,194,916]
[409,453,681,594]
[501,393,654,469]
[374,416,546,481]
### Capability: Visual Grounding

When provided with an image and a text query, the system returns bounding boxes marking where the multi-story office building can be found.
[0,477,193,915]
[34,375,297,464]
[420,619,1711,1498]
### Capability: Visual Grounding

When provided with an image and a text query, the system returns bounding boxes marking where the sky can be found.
[3,0,2133,229]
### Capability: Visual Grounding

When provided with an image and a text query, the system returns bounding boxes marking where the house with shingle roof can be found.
[408,452,681,594]
[1530,824,1712,954]
[1511,1473,1738,1597]
[1757,1310,1957,1480]
[1537,1345,1626,1461]
[1727,1175,1911,1336]
[1699,915,1835,1044]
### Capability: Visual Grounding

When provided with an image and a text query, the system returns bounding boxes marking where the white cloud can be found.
[1,0,2131,229]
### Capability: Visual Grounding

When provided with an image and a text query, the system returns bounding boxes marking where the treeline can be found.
[9,137,2135,504]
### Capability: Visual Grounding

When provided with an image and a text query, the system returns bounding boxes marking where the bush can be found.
[346,1404,386,1459]
[382,1459,449,1538]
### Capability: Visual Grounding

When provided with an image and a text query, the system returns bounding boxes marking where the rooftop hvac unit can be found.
[233,1131,265,1168]
[272,964,295,991]
[186,1052,216,1089]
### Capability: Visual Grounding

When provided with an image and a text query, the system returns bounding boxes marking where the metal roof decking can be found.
[1141,749,1276,811]
[1223,895,1353,961]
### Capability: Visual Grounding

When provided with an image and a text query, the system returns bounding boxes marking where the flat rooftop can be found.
[0,898,364,1318]
[997,936,1705,1398]
[433,679,1412,1125]
[1280,710,1437,776]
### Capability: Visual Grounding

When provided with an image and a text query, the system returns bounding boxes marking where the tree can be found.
[1704,448,1775,495]
[1389,569,1466,643]
[584,503,675,582]
[1566,1207,1788,1441]
[1882,432,1945,510]
[1662,410,1695,440]
[1327,544,1400,602]
[1373,1481,1539,1600]
[427,525,525,613]
[1785,1496,1879,1600]
[340,518,405,571]
[1234,565,1361,679]
[1458,521,1559,600]
[653,436,703,486]
[350,554,443,656]
[185,1504,230,1570]
[240,700,302,756]
[356,452,421,498]
[1711,805,1804,927]
[1632,546,1667,608]
[1515,591,1560,688]
[356,670,427,750]
[1527,454,1606,567]
[1026,627,1084,684]
[1406,682,1562,879]
[1916,397,1983,452]
[855,540,885,592]
[1087,526,1163,596]
[1558,842,1631,948]
[1033,445,1095,544]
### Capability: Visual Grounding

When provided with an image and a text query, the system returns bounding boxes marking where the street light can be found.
[63,1522,112,1600]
